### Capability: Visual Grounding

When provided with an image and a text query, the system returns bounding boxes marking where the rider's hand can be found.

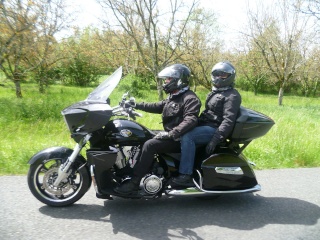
[124,97,136,108]
[154,131,173,140]
[206,135,221,155]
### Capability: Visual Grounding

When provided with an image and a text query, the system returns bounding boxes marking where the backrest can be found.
[236,106,249,123]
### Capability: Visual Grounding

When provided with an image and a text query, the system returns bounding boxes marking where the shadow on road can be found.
[39,194,320,239]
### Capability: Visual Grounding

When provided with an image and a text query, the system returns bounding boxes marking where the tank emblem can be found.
[120,129,132,137]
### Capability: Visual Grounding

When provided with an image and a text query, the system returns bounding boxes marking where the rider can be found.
[114,64,201,194]
[172,61,242,187]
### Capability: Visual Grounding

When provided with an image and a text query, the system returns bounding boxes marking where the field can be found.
[0,80,319,175]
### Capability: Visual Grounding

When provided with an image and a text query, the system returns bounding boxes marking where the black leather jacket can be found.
[199,88,241,142]
[136,89,201,140]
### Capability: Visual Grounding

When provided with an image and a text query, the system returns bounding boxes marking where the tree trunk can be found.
[14,80,23,98]
[39,80,45,94]
[192,80,197,92]
[278,87,284,106]
[157,77,163,100]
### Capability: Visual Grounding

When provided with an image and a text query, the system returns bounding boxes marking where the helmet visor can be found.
[158,66,181,79]
[212,70,231,79]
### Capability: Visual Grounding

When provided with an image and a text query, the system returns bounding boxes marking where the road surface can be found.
[0,168,319,240]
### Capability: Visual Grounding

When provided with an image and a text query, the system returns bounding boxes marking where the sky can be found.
[69,0,253,48]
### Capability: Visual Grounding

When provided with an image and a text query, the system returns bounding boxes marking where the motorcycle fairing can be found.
[87,148,119,191]
[62,102,113,134]
[61,66,123,135]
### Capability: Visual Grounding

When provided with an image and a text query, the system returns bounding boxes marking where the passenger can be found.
[172,61,242,187]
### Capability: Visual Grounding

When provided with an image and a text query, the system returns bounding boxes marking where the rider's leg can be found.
[114,138,180,194]
[173,126,216,186]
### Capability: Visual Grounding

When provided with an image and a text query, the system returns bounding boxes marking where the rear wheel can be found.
[27,157,91,207]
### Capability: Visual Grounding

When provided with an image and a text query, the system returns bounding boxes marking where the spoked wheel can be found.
[27,157,91,207]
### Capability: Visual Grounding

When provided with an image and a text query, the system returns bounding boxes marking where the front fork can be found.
[53,134,91,187]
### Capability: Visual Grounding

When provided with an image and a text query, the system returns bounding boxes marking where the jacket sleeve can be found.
[211,90,241,143]
[135,101,165,114]
[170,94,201,140]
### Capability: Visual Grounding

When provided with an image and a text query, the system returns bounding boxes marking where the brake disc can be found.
[42,167,71,195]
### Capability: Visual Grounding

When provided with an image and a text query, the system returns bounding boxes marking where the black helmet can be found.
[158,64,190,94]
[211,61,236,88]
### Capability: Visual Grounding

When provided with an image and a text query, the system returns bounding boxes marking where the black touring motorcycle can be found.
[27,67,274,206]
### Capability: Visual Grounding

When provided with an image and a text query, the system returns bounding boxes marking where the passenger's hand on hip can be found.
[206,140,217,155]
[206,134,221,155]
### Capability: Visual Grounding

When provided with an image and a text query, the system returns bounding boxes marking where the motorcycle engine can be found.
[142,175,162,194]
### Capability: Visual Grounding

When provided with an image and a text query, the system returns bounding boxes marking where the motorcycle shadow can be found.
[39,193,320,238]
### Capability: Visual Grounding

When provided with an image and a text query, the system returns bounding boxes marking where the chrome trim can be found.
[215,166,244,175]
[248,161,256,166]
[166,169,261,196]
[53,134,91,187]
[194,169,203,191]
[90,165,102,195]
[166,184,261,196]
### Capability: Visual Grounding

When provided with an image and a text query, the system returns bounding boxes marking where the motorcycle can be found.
[27,66,275,207]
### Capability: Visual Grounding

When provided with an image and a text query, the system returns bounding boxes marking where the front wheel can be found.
[27,157,91,207]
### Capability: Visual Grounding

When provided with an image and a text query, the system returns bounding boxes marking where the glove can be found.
[154,131,173,140]
[206,135,221,155]
[124,97,136,108]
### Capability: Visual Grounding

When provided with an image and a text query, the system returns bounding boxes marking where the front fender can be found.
[28,146,86,166]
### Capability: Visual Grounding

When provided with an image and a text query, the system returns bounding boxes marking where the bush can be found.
[118,74,151,97]
[61,57,100,87]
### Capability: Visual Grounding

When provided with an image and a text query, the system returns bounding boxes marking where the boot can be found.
[114,176,140,194]
[172,174,194,187]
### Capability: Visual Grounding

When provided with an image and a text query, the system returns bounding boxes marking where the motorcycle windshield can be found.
[85,66,122,102]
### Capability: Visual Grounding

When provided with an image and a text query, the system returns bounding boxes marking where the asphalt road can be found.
[0,168,319,240]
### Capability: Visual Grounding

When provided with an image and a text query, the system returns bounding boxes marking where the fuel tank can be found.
[103,119,154,146]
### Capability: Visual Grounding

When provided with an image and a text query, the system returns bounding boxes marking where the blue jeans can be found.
[179,126,216,175]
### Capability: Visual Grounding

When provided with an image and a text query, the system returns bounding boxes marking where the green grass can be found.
[239,92,320,169]
[0,81,319,175]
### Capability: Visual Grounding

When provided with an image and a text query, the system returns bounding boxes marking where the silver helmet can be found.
[158,64,190,94]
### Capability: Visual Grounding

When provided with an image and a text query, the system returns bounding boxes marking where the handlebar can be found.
[112,92,142,120]
[112,106,142,120]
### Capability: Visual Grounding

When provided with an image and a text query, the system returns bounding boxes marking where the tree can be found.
[179,7,222,91]
[58,29,102,86]
[97,0,199,100]
[0,0,36,97]
[236,47,270,95]
[243,0,315,105]
[24,0,70,93]
[295,47,320,96]
[94,28,141,75]
[299,0,320,19]
[0,0,69,97]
